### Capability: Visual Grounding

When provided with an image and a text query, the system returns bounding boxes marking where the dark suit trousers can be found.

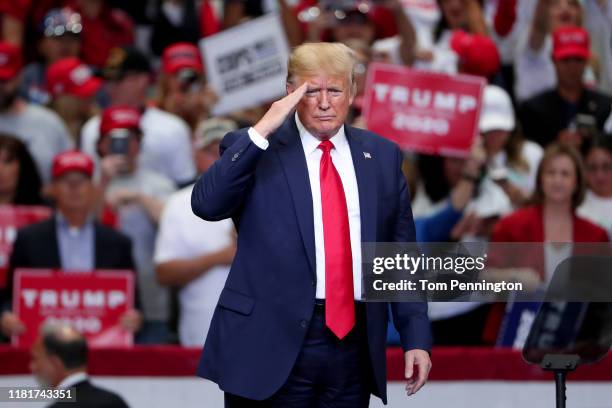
[224,302,373,408]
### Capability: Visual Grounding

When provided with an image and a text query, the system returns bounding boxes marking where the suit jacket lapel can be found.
[273,117,316,276]
[47,216,62,268]
[345,126,378,243]
[94,224,104,268]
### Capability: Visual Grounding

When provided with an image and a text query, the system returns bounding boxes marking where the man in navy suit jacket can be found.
[191,42,432,406]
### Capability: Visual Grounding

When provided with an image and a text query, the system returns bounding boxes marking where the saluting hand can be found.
[253,82,308,139]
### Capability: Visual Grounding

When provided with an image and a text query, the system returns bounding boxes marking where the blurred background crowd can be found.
[0,0,611,349]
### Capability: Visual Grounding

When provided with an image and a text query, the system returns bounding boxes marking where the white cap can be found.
[479,85,515,133]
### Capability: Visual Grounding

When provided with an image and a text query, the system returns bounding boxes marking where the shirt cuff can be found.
[248,127,269,150]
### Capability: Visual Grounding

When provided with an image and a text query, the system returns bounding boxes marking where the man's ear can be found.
[286,82,294,95]
[49,355,66,379]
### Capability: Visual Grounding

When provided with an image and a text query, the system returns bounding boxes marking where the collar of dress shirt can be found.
[56,371,88,390]
[294,112,348,156]
[55,212,94,235]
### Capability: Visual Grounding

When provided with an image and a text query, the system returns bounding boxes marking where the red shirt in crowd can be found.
[492,205,609,243]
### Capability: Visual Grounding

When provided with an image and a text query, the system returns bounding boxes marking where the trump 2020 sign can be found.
[363,63,486,157]
[12,269,134,347]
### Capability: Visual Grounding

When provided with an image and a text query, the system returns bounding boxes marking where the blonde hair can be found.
[287,42,357,93]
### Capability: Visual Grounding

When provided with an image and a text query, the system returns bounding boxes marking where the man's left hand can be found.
[404,349,431,396]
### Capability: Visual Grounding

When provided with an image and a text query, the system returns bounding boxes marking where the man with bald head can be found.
[192,42,432,406]
[30,322,129,407]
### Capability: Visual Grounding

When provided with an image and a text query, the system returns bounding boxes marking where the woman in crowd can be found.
[577,135,612,237]
[487,143,608,343]
[480,85,543,207]
[0,134,44,206]
[492,143,608,281]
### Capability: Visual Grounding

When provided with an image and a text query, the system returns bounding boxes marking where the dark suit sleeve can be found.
[119,236,140,312]
[389,146,432,353]
[191,128,266,221]
[2,231,30,311]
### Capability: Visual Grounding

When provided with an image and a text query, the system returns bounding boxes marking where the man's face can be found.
[554,57,587,89]
[333,20,375,44]
[105,73,148,106]
[550,0,582,29]
[289,74,354,139]
[440,0,468,29]
[194,140,221,174]
[30,338,61,387]
[52,172,95,213]
[585,147,612,197]
[40,35,81,64]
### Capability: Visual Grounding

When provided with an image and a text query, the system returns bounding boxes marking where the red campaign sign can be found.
[12,269,134,348]
[362,63,486,157]
[0,205,52,288]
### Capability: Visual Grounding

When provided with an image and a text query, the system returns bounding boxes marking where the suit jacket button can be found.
[300,319,307,328]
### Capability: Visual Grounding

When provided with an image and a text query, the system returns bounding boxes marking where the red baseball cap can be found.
[46,57,102,98]
[52,150,94,179]
[0,42,22,81]
[450,30,501,79]
[161,42,203,75]
[100,106,142,136]
[552,26,590,61]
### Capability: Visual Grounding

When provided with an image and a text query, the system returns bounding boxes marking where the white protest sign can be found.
[200,13,290,116]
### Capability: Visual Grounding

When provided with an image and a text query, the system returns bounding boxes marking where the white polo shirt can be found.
[154,184,233,346]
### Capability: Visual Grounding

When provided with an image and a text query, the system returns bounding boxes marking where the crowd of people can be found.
[0,0,611,348]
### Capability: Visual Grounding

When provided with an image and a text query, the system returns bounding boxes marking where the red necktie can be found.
[318,140,355,339]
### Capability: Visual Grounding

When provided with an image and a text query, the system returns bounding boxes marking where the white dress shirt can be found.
[57,372,88,389]
[248,113,363,299]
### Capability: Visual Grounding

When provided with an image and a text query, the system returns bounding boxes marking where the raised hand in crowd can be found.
[450,136,486,211]
[465,0,488,35]
[0,311,25,337]
[449,136,488,239]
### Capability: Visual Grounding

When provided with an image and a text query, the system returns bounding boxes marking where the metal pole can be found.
[554,370,567,408]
